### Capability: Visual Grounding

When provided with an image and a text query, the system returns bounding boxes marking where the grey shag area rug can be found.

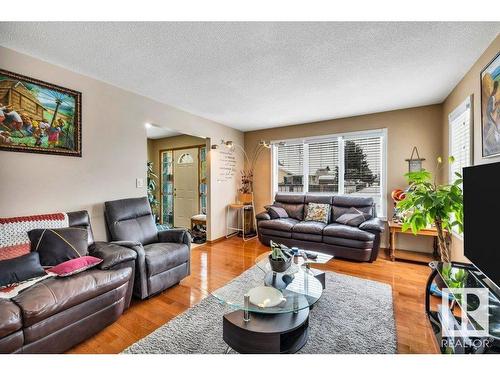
[123,266,396,354]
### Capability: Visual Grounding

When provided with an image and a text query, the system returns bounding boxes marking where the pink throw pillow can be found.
[47,256,102,277]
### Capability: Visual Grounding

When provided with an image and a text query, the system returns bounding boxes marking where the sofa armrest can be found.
[90,241,137,270]
[110,240,142,248]
[109,241,149,299]
[359,218,385,232]
[256,211,271,221]
[158,229,191,247]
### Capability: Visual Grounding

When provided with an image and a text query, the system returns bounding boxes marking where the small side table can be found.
[388,220,449,262]
[226,203,257,241]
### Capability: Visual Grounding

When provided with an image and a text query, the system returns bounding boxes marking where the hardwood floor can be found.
[68,237,439,354]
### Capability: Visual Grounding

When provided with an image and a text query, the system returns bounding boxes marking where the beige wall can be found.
[245,104,444,252]
[147,134,207,204]
[442,34,500,261]
[0,46,243,241]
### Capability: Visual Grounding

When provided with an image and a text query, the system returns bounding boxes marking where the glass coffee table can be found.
[212,250,334,353]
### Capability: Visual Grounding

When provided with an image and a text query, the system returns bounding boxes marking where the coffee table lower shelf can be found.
[223,308,310,354]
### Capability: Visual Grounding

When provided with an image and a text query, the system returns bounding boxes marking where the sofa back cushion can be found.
[331,195,374,222]
[105,197,158,245]
[274,193,305,221]
[67,211,95,247]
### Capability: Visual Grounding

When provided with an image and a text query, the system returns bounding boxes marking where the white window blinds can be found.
[273,129,386,217]
[449,97,472,184]
[277,143,304,192]
[344,136,383,212]
[308,140,339,193]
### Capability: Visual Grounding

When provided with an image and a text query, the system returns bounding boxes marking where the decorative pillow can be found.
[28,227,89,266]
[304,203,330,224]
[336,207,372,227]
[0,213,69,261]
[265,205,289,219]
[47,256,103,277]
[0,252,47,288]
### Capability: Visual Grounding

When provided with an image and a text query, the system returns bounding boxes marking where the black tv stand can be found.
[425,261,500,354]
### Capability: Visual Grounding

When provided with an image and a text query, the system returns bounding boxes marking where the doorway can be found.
[147,125,208,244]
[160,146,207,228]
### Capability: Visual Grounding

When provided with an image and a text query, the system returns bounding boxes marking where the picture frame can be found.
[0,68,82,157]
[480,51,500,158]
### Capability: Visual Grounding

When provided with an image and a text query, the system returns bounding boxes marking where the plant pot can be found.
[268,254,292,273]
[238,192,253,204]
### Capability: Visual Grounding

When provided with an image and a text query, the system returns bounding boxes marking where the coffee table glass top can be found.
[211,250,332,314]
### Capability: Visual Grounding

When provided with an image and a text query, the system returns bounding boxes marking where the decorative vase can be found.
[238,192,253,204]
[268,254,292,273]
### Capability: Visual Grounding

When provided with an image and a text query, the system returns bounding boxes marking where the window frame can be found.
[448,96,473,238]
[271,128,388,219]
[448,96,473,185]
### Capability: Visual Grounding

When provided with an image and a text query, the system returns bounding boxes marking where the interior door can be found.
[173,148,199,228]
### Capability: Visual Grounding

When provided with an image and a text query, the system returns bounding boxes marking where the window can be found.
[448,97,472,237]
[448,96,472,184]
[178,153,194,164]
[272,129,387,217]
[308,140,339,193]
[277,143,304,192]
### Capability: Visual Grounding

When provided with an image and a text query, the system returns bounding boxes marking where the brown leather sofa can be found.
[0,211,136,354]
[256,193,385,262]
[104,197,191,299]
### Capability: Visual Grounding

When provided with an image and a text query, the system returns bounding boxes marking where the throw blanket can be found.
[0,274,54,299]
[0,213,68,260]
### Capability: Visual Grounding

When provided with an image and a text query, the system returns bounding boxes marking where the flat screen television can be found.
[463,162,500,288]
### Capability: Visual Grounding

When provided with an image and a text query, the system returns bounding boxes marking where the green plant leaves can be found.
[397,157,464,261]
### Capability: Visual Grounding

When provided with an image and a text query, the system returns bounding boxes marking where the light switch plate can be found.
[136,178,144,188]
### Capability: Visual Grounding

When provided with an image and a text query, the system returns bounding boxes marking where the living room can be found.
[0,2,499,371]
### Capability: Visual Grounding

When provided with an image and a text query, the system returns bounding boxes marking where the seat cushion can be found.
[293,221,327,235]
[258,228,292,239]
[323,236,374,249]
[0,300,22,339]
[144,243,190,277]
[291,232,322,243]
[258,218,299,232]
[12,268,131,327]
[323,223,375,242]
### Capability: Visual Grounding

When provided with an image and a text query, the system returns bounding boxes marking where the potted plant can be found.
[269,240,293,272]
[238,170,253,204]
[397,156,463,263]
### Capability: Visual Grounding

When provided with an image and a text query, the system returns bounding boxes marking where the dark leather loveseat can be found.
[0,211,136,354]
[256,193,385,262]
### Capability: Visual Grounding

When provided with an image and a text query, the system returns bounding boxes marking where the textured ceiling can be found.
[0,22,498,131]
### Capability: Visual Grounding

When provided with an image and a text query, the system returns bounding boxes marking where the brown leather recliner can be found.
[256,193,385,262]
[0,210,137,354]
[104,197,191,299]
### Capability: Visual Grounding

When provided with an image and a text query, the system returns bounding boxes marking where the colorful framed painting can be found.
[480,52,500,158]
[0,69,81,157]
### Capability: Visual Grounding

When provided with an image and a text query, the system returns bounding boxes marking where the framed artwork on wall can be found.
[0,68,82,157]
[480,52,500,158]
